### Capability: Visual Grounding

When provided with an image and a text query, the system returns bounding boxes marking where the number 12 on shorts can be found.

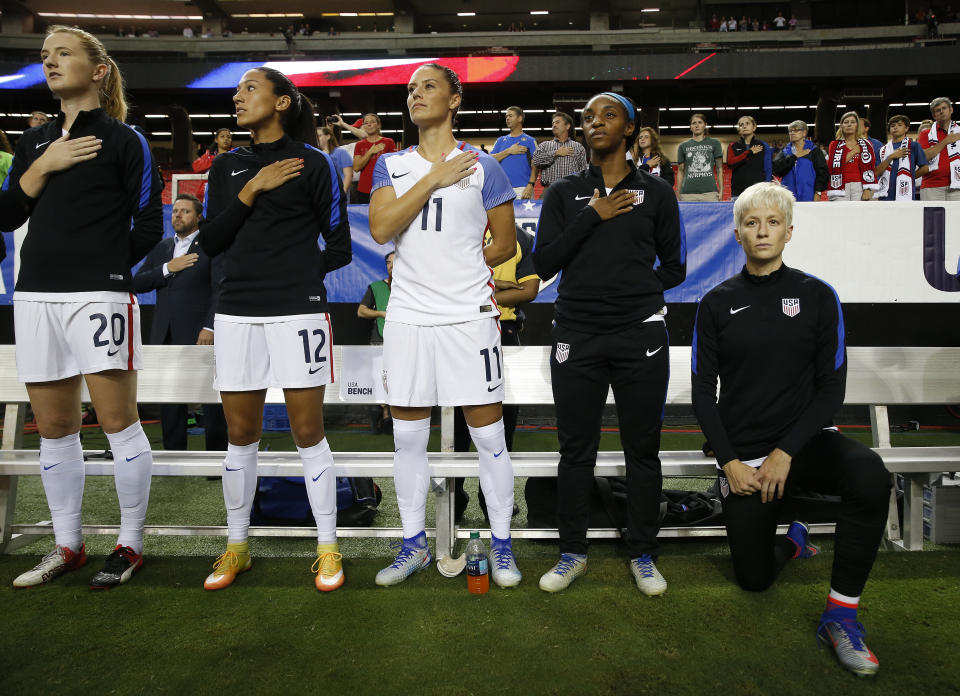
[298,328,327,374]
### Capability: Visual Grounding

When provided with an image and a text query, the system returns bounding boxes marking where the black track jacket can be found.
[200,135,351,317]
[691,264,847,467]
[533,162,686,333]
[0,109,162,292]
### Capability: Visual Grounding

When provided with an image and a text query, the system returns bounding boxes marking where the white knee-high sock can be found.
[470,419,514,540]
[39,432,85,551]
[107,422,153,554]
[222,441,259,544]
[299,438,337,544]
[392,417,431,539]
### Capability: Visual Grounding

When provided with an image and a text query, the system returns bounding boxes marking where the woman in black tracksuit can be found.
[532,92,686,594]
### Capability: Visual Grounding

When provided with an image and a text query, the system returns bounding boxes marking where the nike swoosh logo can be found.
[308,367,323,374]
[391,171,409,178]
[107,348,120,356]
[311,469,328,482]
[394,448,401,453]
[43,462,60,470]
[36,140,51,149]
[225,466,243,471]
[645,347,663,357]
[494,448,504,458]
[487,384,502,392]
[729,306,750,315]
[574,194,592,200]
[231,169,249,176]
[126,452,143,462]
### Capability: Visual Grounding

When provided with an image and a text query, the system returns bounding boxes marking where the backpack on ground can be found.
[251,476,382,527]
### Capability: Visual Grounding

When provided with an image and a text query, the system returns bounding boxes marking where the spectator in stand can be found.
[727,115,772,200]
[919,97,960,201]
[926,9,940,38]
[719,16,728,32]
[710,14,720,31]
[875,115,929,202]
[773,120,828,202]
[632,126,675,189]
[317,125,353,195]
[752,18,761,31]
[357,251,394,434]
[727,16,737,31]
[789,15,798,30]
[132,194,227,452]
[531,112,588,190]
[677,113,724,201]
[182,26,194,38]
[27,111,49,129]
[491,106,538,198]
[860,118,884,167]
[773,12,787,29]
[739,15,748,31]
[192,127,233,174]
[0,130,13,187]
[827,111,877,201]
[353,113,395,204]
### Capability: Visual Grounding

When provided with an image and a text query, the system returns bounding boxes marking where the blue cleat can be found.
[787,520,820,559]
[817,613,880,677]
[375,531,432,586]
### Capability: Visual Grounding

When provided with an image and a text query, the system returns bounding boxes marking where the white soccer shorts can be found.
[14,297,142,382]
[382,318,505,407]
[213,313,334,391]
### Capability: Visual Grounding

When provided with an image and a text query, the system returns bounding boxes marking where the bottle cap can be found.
[469,531,480,539]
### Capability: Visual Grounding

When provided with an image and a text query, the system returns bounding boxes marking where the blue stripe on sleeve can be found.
[679,210,687,265]
[305,143,342,230]
[369,153,394,195]
[202,176,209,218]
[803,272,846,370]
[691,301,701,375]
[477,150,516,209]
[126,124,153,211]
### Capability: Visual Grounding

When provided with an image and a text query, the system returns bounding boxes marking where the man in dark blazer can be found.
[134,193,227,451]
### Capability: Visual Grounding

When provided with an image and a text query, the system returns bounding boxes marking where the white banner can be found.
[787,201,960,302]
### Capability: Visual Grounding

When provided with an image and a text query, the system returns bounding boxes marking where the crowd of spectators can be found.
[709,12,796,32]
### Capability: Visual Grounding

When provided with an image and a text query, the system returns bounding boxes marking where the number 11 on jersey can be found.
[420,197,443,231]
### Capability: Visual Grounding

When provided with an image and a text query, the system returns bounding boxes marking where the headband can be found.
[600,92,635,122]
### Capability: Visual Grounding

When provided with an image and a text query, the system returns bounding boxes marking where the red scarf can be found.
[827,138,877,198]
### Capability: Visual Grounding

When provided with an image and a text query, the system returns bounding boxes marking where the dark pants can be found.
[551,321,669,557]
[161,403,228,451]
[357,191,371,204]
[720,430,890,597]
[454,320,520,513]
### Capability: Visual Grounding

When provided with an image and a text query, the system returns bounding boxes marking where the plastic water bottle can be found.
[465,531,489,594]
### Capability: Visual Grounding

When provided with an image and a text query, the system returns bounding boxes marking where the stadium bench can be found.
[0,344,958,557]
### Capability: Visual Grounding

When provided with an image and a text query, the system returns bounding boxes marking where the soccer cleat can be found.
[787,521,820,559]
[312,547,344,592]
[89,545,143,590]
[375,532,432,586]
[817,615,880,677]
[489,535,522,588]
[538,553,587,593]
[13,544,87,588]
[203,550,252,591]
[630,554,667,596]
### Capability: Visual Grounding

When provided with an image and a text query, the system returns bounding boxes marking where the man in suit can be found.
[134,193,227,451]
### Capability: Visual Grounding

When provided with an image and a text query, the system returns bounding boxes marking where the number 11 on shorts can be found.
[480,346,501,387]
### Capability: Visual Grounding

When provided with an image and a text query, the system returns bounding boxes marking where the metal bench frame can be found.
[1,344,958,558]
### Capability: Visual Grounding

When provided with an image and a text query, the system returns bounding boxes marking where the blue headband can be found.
[600,92,635,122]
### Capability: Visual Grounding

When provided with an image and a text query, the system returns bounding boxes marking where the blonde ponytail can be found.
[46,25,128,122]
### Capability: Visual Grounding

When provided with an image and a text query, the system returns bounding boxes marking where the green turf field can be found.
[2,423,959,695]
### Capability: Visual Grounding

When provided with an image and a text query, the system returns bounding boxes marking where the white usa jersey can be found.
[371,143,515,326]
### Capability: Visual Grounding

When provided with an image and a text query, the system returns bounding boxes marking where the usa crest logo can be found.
[555,342,570,364]
[627,189,644,205]
[782,298,800,317]
[455,175,472,190]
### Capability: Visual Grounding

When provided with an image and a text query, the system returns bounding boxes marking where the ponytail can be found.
[100,56,128,121]
[257,67,317,147]
[47,26,128,122]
